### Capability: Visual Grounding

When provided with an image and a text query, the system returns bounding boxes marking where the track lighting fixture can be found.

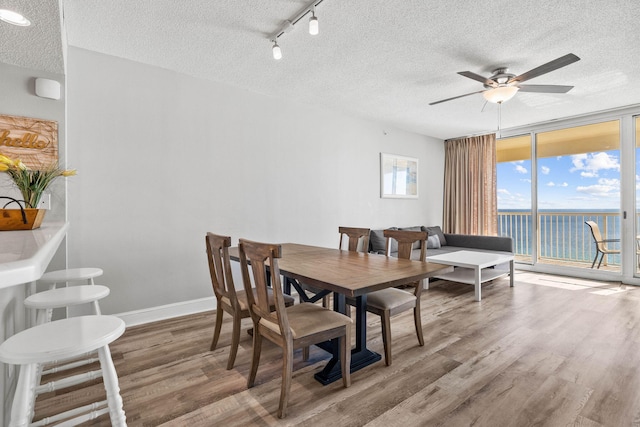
[309,8,318,35]
[272,40,282,60]
[268,0,325,60]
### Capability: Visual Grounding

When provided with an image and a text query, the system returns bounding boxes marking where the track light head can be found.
[272,40,282,60]
[309,11,318,35]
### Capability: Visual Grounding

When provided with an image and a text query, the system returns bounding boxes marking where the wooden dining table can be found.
[229,243,453,384]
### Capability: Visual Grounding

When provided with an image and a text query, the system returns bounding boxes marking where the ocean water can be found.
[497,209,622,264]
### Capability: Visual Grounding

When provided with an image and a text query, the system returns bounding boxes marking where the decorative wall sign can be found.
[0,114,58,168]
[380,153,418,198]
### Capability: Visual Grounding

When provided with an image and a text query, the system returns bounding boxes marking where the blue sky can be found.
[497,149,627,210]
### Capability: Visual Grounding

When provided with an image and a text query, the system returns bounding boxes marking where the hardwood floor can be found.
[34,272,640,426]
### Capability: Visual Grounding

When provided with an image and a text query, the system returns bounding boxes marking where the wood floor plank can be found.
[31,271,640,426]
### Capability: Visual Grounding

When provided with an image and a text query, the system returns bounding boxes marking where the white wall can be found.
[0,61,66,427]
[66,47,445,317]
[0,63,67,222]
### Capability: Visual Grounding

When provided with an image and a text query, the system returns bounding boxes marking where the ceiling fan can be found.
[429,53,581,106]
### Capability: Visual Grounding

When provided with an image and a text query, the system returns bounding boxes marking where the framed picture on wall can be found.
[380,153,418,198]
[0,114,58,168]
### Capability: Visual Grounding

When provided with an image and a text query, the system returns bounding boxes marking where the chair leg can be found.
[278,340,294,419]
[597,253,604,269]
[341,325,352,388]
[302,346,310,361]
[92,299,102,315]
[227,312,242,370]
[381,311,392,366]
[247,326,262,388]
[414,303,424,347]
[210,307,224,351]
[10,363,38,427]
[98,345,127,426]
[591,252,599,268]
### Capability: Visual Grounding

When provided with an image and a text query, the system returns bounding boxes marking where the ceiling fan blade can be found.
[507,53,580,84]
[517,84,574,93]
[458,71,498,88]
[429,90,486,106]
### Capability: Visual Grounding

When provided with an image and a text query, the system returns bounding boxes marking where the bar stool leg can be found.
[10,363,38,427]
[92,300,102,315]
[98,345,126,426]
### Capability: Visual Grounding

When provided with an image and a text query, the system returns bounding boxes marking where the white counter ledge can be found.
[0,222,69,288]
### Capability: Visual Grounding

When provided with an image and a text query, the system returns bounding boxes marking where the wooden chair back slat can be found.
[205,233,238,304]
[238,239,291,339]
[339,226,371,252]
[383,229,427,261]
[383,229,428,297]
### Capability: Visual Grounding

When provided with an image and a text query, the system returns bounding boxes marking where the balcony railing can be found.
[497,210,622,266]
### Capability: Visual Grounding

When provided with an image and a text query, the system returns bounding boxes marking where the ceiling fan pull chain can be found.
[497,102,502,138]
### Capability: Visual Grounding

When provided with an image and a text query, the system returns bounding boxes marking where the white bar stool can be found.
[25,285,110,325]
[0,315,127,427]
[30,268,107,325]
[38,267,104,290]
[24,285,111,378]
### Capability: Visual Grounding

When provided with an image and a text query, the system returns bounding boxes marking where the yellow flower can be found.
[0,154,13,166]
[61,169,77,177]
[0,163,8,172]
[0,154,26,170]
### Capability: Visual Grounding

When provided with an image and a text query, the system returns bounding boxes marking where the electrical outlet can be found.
[38,193,51,210]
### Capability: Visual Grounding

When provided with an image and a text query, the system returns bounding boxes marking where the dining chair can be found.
[238,238,352,418]
[354,228,427,366]
[206,232,294,370]
[585,221,620,269]
[299,226,371,307]
[338,226,370,252]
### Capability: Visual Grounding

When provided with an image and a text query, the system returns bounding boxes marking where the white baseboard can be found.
[115,296,216,327]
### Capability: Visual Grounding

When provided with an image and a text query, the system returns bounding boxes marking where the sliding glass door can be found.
[536,121,620,270]
[497,135,533,264]
[498,120,622,272]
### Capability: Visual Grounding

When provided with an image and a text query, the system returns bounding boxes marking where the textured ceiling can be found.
[0,0,63,74]
[2,0,640,139]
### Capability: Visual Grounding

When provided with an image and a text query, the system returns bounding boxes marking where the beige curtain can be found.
[443,133,497,235]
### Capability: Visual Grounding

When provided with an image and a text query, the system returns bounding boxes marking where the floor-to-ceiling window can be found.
[536,121,620,271]
[497,135,532,264]
[498,119,624,274]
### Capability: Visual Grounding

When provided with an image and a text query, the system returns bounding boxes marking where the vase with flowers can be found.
[0,152,76,230]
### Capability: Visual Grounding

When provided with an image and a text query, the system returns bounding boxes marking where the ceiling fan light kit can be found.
[430,53,581,106]
[483,86,520,104]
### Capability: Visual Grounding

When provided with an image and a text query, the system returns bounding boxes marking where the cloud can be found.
[514,164,528,174]
[497,186,530,208]
[570,152,620,177]
[547,182,555,187]
[521,178,531,183]
[576,178,620,197]
[541,166,550,175]
[599,178,619,186]
[559,182,568,187]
